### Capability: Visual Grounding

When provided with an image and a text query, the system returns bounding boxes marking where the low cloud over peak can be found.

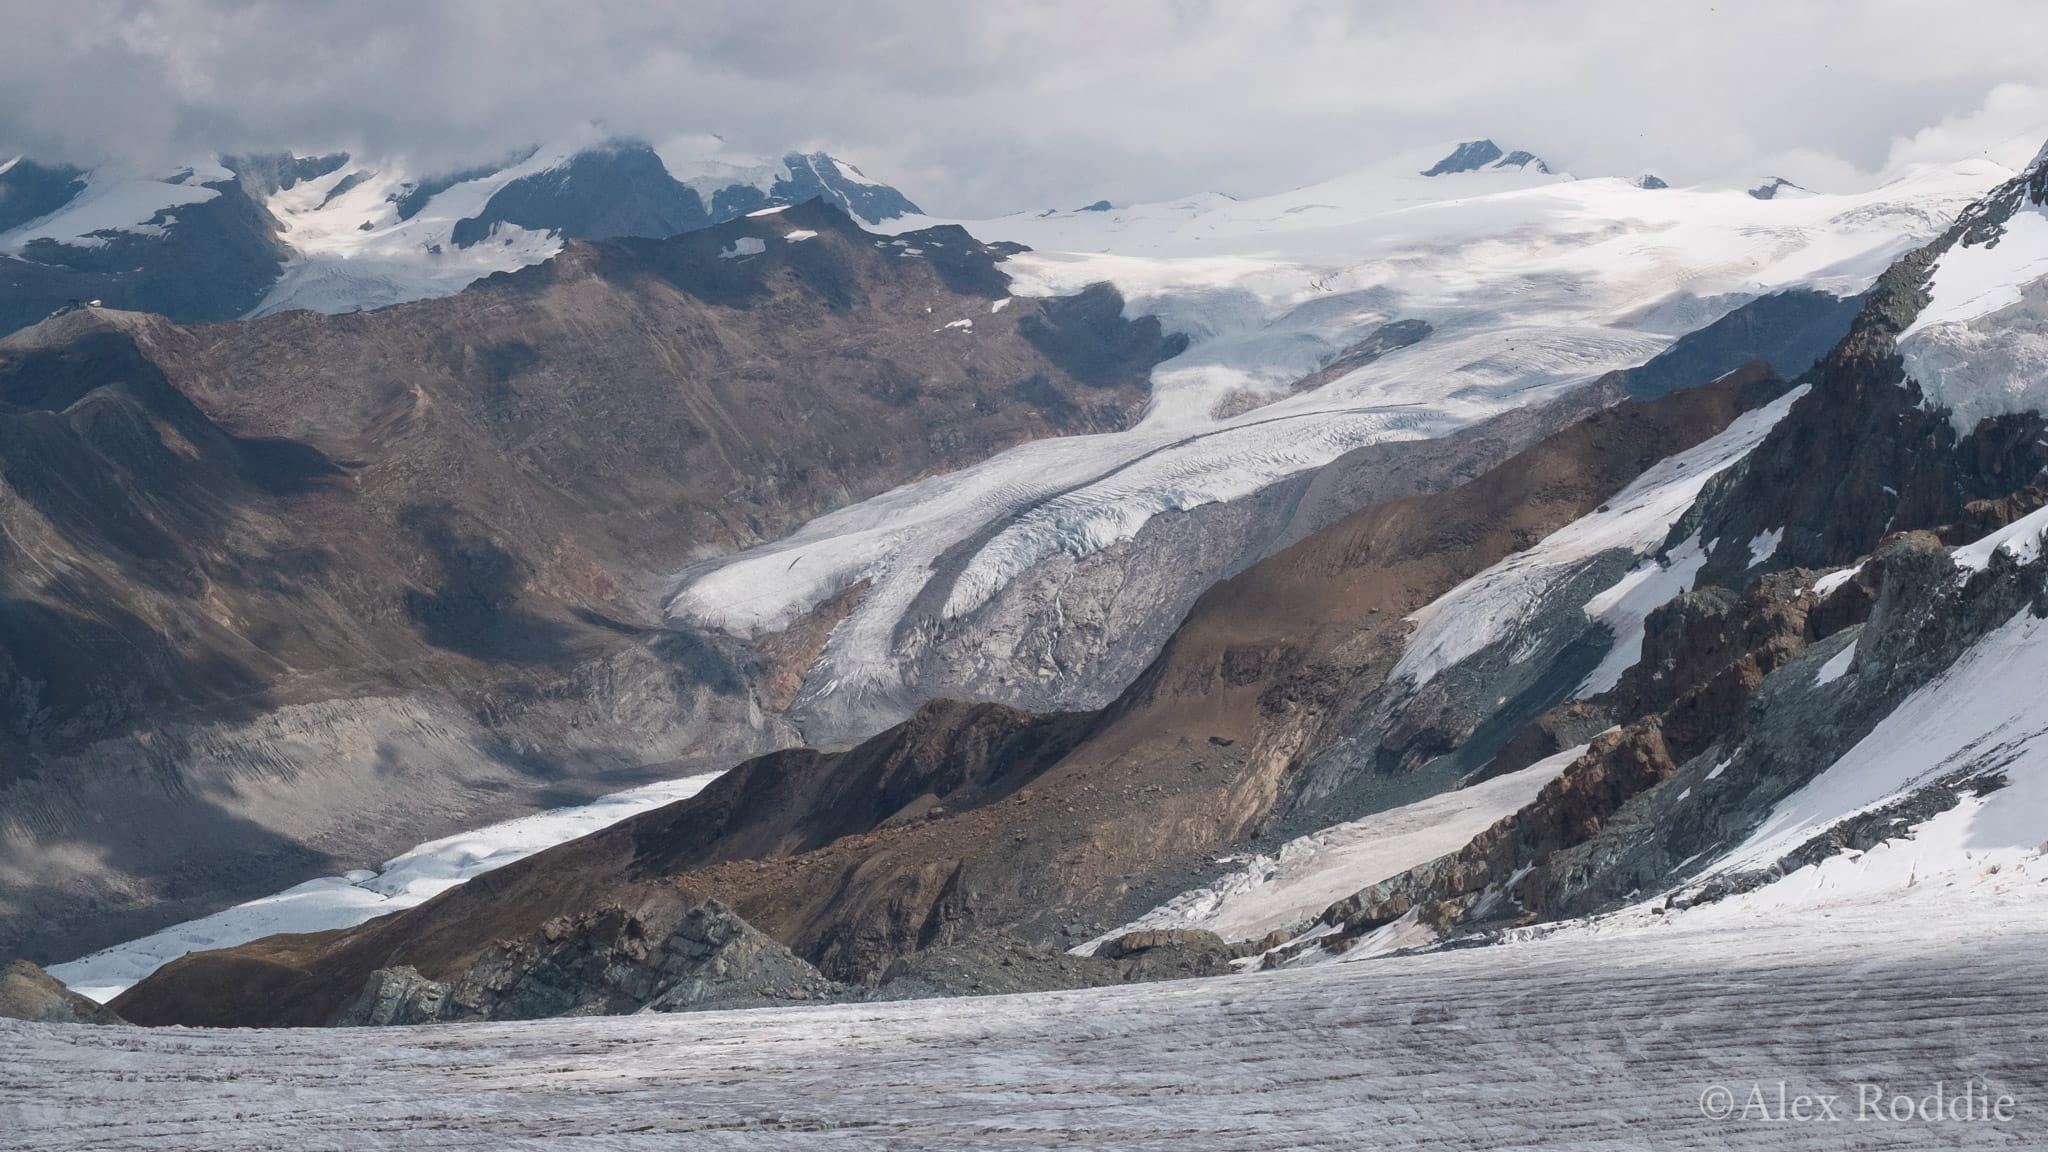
[3,0,2045,216]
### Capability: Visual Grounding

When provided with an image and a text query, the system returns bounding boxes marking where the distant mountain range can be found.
[0,139,920,335]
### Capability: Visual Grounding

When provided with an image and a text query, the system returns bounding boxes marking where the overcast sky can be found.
[4,0,2046,216]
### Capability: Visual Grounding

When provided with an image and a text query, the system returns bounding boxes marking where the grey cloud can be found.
[2,0,2045,216]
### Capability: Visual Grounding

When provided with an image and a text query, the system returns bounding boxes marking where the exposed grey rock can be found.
[1623,289,1863,400]
[336,900,841,1025]
[1422,140,1505,176]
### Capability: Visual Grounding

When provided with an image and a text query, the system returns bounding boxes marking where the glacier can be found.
[666,150,2006,736]
[45,769,724,1005]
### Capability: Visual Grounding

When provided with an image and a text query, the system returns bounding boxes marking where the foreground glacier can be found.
[6,876,2042,1149]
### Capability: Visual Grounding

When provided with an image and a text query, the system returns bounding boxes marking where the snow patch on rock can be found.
[1081,745,1584,951]
[1394,387,1808,690]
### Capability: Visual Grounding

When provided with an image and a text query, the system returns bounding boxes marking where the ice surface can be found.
[1084,745,1584,950]
[1902,199,2048,338]
[9,876,2045,1150]
[1898,191,2048,432]
[46,770,723,1003]
[1393,387,1808,689]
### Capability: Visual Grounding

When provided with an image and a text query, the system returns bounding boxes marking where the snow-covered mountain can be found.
[0,137,918,333]
[665,138,2009,742]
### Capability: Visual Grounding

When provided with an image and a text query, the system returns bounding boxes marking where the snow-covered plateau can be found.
[666,148,2007,734]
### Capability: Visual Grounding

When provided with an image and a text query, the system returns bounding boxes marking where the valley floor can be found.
[7,879,2046,1150]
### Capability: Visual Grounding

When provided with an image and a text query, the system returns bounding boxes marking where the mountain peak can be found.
[1421,139,1503,176]
[1421,139,1551,177]
[1748,176,1807,200]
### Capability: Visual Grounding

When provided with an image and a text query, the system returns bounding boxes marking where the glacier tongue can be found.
[667,158,2005,736]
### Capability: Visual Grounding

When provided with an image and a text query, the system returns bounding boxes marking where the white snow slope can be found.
[667,148,2001,727]
[1688,602,2048,922]
[1084,744,1586,950]
[45,770,723,1004]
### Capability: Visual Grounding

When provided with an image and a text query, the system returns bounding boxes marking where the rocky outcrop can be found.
[1308,559,1872,945]
[0,959,123,1025]
[337,900,840,1025]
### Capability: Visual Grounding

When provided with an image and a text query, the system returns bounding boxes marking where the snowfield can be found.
[7,878,2045,1149]
[668,150,2002,733]
[46,771,724,1004]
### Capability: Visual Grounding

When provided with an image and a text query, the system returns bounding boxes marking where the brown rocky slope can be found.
[115,363,1773,1026]
[0,199,1185,965]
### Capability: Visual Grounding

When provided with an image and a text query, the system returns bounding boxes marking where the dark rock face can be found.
[452,141,715,247]
[390,150,537,220]
[1495,150,1551,174]
[220,152,351,200]
[1624,290,1864,400]
[0,160,89,233]
[769,152,922,224]
[452,143,922,249]
[0,959,122,1024]
[1681,170,2048,589]
[1636,175,1669,190]
[337,900,840,1025]
[0,162,290,337]
[1749,177,1800,200]
[1421,140,1551,177]
[1422,140,1505,176]
[1018,282,1189,387]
